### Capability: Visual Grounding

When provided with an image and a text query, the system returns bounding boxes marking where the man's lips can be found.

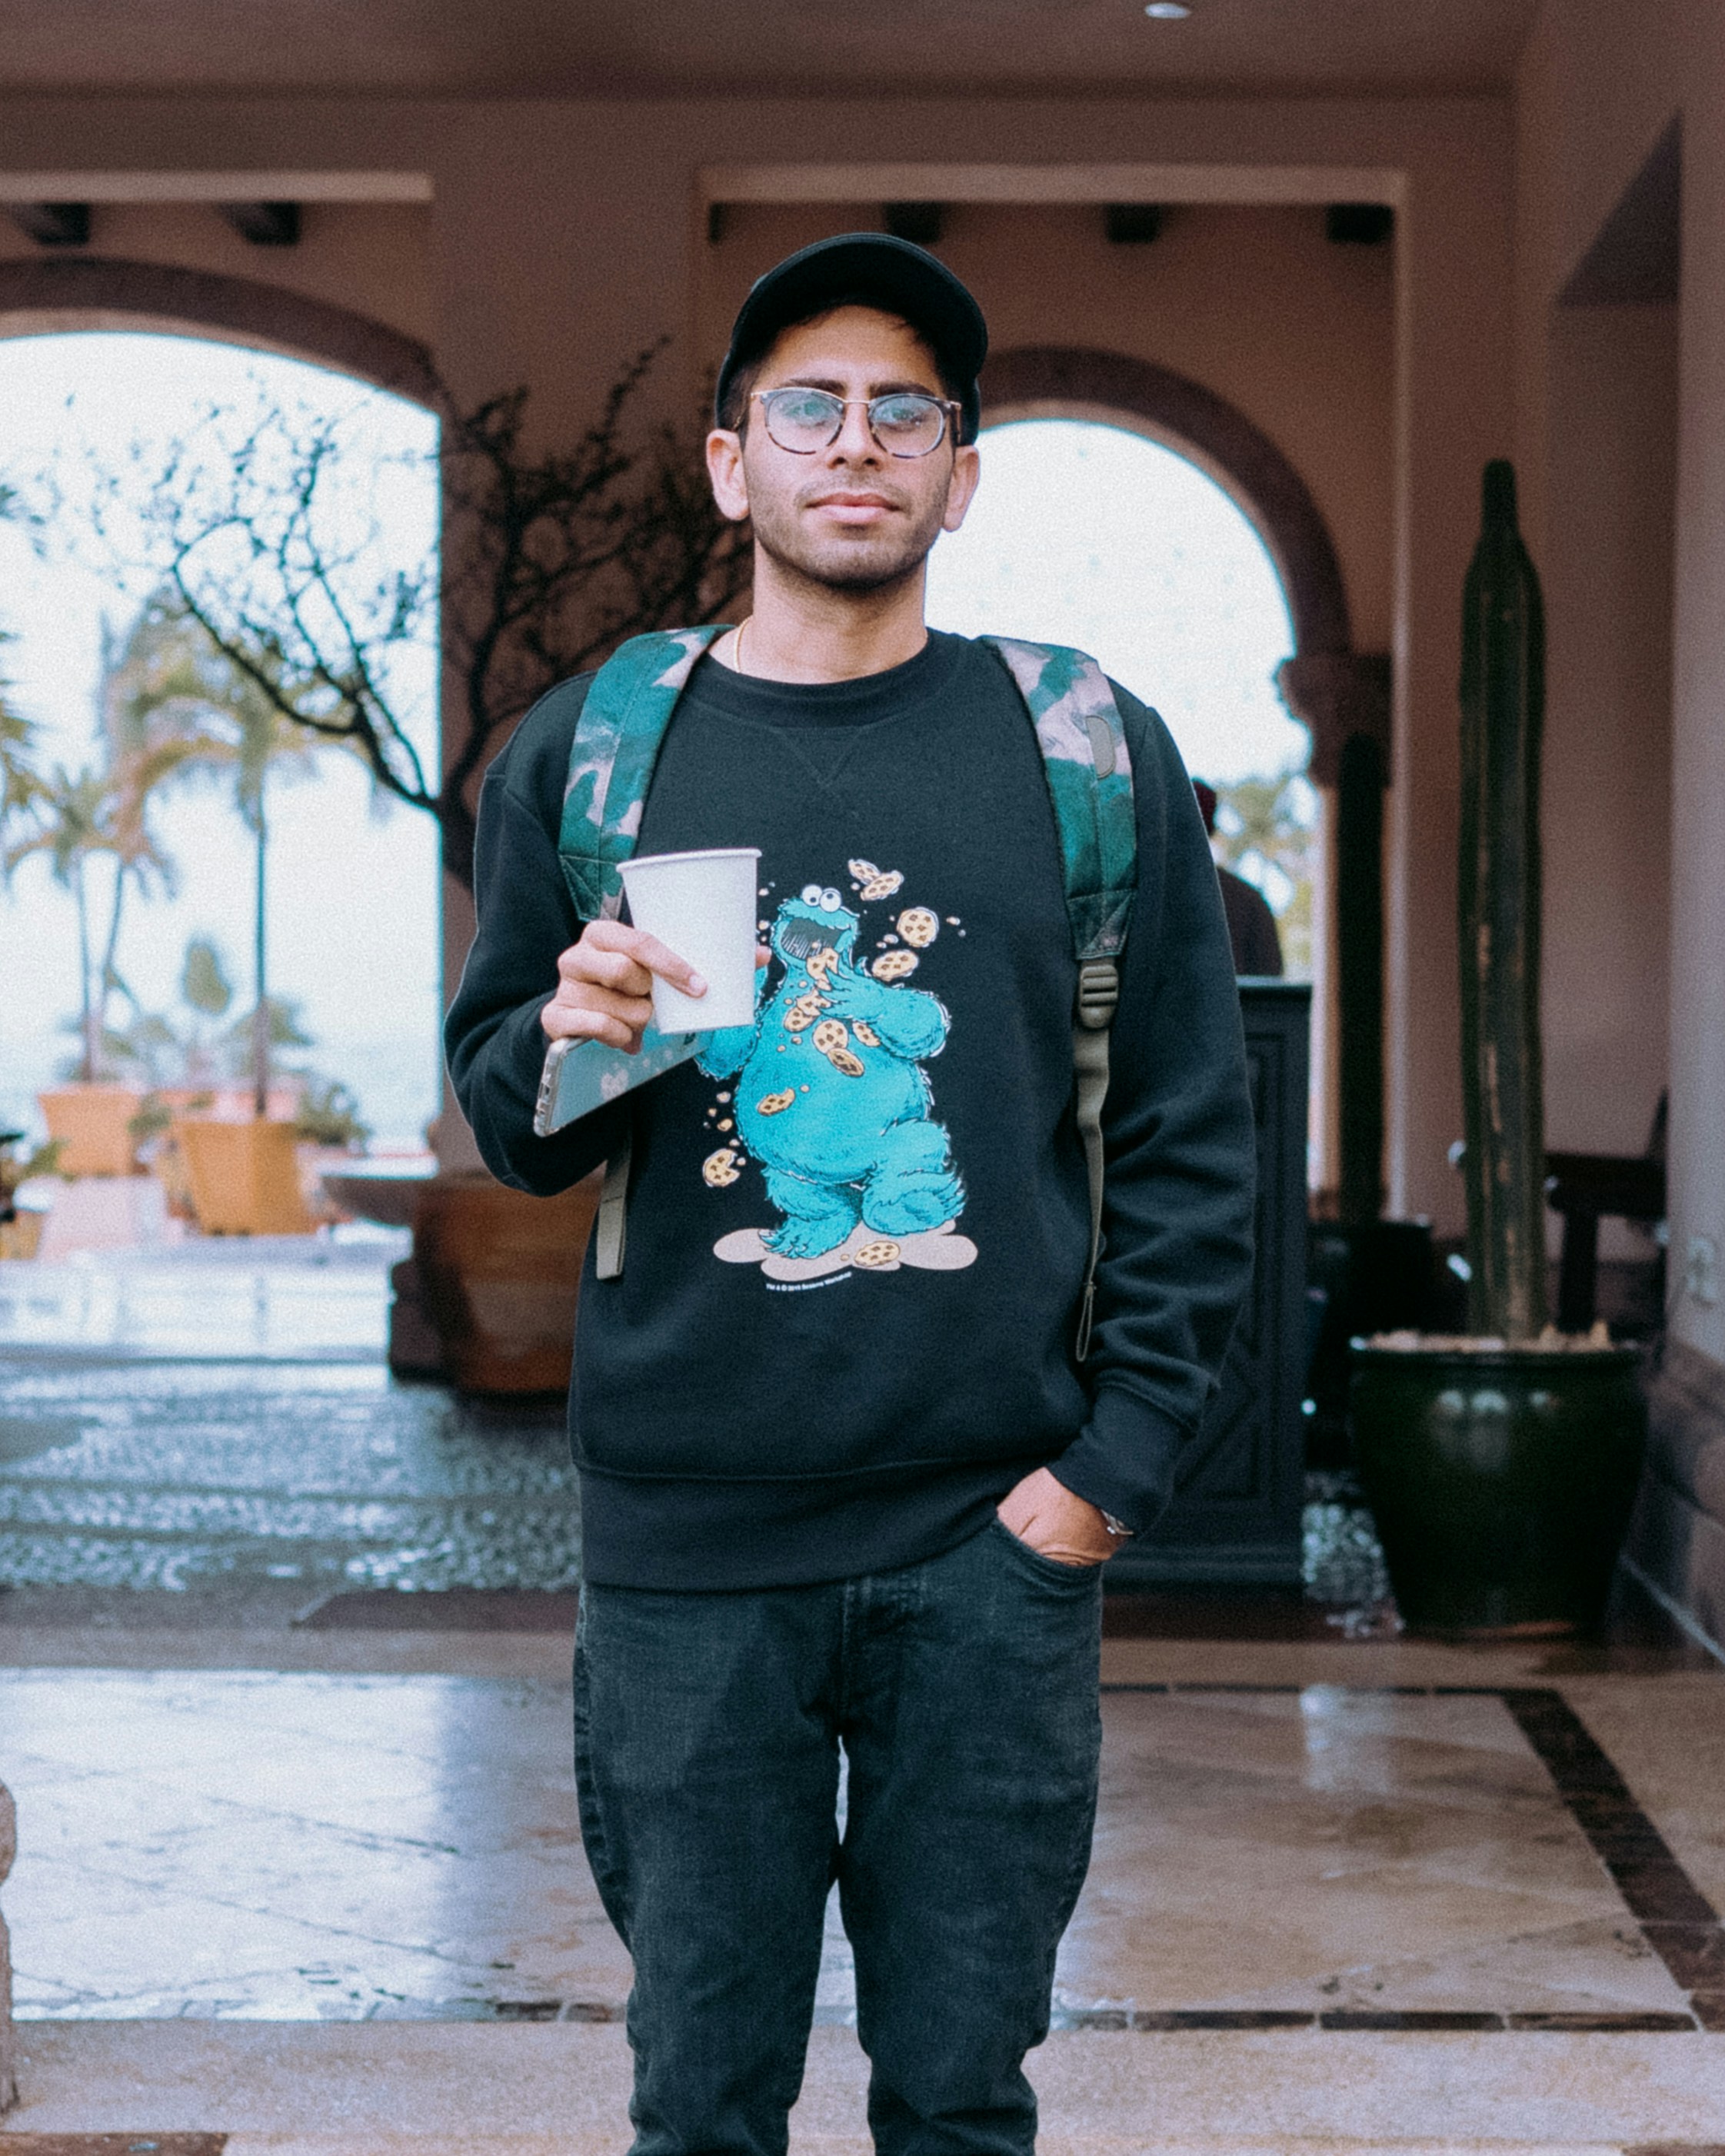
[805,491,899,524]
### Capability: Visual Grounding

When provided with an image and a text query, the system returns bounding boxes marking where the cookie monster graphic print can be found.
[695,866,979,1286]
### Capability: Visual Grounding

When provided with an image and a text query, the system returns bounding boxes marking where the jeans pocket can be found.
[988,1513,1104,1588]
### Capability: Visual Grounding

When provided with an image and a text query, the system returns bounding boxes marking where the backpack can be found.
[555,627,1137,1358]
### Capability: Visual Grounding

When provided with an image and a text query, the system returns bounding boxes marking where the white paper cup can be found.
[618,847,762,1033]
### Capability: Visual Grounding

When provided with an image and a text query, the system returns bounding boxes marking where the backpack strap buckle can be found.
[1072,958,1119,1360]
[1076,958,1120,1030]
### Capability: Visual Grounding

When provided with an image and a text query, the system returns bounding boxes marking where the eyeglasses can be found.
[751,386,960,458]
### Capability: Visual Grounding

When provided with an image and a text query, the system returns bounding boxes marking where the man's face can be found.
[707,306,981,596]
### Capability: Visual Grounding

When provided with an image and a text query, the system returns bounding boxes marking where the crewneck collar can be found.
[682,629,965,729]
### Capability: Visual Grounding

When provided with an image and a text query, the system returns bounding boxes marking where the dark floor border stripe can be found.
[1500,1687,1725,2031]
[0,2140,229,2154]
[492,1998,1701,2034]
[1098,1682,1515,1695]
[1097,1682,1723,2031]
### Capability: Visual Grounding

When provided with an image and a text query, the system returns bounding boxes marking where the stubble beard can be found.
[748,477,951,598]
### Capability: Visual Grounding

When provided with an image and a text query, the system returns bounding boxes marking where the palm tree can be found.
[3,757,178,1083]
[103,591,323,1116]
[0,662,45,858]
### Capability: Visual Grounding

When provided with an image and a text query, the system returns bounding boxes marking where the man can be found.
[1192,779,1285,977]
[447,235,1254,2156]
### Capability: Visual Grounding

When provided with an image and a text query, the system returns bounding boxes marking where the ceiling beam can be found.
[218,201,301,246]
[6,203,91,247]
[701,162,1404,208]
[0,172,429,203]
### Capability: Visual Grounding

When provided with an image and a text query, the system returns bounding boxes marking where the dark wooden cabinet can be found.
[1110,980,1310,1586]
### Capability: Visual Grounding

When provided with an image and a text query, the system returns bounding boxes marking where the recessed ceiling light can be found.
[1144,2,1192,16]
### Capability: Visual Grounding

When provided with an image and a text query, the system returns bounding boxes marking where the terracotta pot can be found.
[38,1086,145,1178]
[1350,1341,1647,1633]
[413,1170,602,1395]
[0,1209,45,1260]
[173,1117,314,1236]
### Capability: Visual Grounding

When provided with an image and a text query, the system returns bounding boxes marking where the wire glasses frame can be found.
[751,387,961,458]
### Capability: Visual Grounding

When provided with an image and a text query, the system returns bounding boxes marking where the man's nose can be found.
[827,401,881,462]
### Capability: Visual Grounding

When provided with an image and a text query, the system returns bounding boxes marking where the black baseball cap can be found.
[715,232,989,445]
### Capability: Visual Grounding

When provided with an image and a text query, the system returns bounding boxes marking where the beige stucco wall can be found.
[0,202,435,348]
[0,91,1517,1223]
[1540,301,1676,1163]
[1516,2,1725,1369]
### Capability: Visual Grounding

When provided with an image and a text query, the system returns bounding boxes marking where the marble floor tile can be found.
[0,1666,1715,2025]
[1054,1689,1689,2016]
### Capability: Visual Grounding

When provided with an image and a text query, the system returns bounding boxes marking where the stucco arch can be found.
[0,256,435,405]
[981,345,1390,1214]
[980,346,1389,794]
[980,344,1350,662]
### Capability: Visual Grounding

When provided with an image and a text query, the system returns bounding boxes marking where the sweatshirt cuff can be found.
[1047,1383,1191,1535]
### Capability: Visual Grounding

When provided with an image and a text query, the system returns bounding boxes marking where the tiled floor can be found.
[1,1242,1723,2148]
[1,1664,1719,2031]
[1067,1685,1691,2021]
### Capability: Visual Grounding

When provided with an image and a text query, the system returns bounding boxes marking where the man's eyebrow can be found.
[771,374,944,397]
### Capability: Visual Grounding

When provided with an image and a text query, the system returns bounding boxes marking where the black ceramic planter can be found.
[1349,1342,1647,1633]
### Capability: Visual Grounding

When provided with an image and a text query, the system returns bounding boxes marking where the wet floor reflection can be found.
[0,1360,576,1594]
[0,1670,1701,2025]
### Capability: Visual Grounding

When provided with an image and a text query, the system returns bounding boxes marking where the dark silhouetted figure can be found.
[1193,780,1284,978]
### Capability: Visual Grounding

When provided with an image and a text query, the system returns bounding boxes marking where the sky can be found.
[1,345,1304,1150]
[926,418,1301,785]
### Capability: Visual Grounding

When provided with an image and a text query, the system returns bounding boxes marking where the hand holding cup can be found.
[541,920,711,1055]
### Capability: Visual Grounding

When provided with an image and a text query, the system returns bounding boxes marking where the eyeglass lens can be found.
[759,388,948,457]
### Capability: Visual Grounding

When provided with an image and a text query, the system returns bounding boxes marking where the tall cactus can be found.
[1337,727,1386,1228]
[1458,460,1547,1339]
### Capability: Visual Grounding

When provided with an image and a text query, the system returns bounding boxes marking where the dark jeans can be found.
[573,1518,1104,2156]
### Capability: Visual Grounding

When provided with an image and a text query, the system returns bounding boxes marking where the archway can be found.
[0,286,441,1152]
[969,347,1390,1218]
[0,257,435,405]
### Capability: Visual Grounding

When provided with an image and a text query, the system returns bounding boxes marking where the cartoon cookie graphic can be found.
[862,870,904,900]
[694,882,964,1261]
[784,1006,815,1033]
[853,1239,901,1268]
[702,1148,741,1188]
[897,907,939,949]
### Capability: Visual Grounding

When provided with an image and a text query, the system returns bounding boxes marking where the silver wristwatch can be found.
[1101,1511,1134,1541]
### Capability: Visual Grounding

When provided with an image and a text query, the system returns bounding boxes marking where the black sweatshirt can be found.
[446,631,1255,1590]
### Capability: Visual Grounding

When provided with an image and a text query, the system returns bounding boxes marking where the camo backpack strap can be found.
[556,626,730,1282]
[982,638,1137,1359]
[981,637,1136,963]
[557,626,731,920]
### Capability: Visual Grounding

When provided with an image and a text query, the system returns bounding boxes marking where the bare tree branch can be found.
[49,347,749,893]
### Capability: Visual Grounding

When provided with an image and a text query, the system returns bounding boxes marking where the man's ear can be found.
[707,429,750,524]
[941,442,981,534]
